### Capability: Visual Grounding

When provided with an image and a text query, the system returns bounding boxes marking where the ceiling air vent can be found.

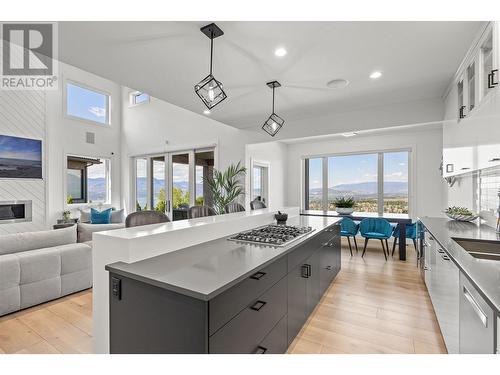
[86,132,95,144]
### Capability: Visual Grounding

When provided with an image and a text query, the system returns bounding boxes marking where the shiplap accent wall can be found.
[0,89,47,234]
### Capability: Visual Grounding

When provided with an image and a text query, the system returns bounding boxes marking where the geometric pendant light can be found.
[262,80,284,137]
[194,23,227,110]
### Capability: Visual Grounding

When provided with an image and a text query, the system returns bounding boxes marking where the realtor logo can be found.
[1,22,58,90]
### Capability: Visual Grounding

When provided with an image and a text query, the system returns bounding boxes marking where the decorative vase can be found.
[336,207,354,215]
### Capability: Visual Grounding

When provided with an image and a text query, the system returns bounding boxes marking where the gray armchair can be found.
[125,211,170,228]
[250,200,267,210]
[188,205,217,219]
[224,202,245,214]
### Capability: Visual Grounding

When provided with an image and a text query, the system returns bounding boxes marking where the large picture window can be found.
[67,155,110,204]
[304,150,410,214]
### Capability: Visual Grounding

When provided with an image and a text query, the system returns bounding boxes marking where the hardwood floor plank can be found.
[0,318,43,354]
[17,308,92,354]
[0,239,446,355]
[14,340,60,354]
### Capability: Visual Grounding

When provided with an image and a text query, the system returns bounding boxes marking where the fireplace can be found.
[0,200,32,224]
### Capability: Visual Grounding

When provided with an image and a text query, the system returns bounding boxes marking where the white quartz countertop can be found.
[95,207,300,240]
[105,215,341,300]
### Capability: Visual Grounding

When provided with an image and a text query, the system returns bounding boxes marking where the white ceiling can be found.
[58,21,484,132]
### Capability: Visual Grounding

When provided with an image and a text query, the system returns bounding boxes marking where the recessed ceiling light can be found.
[203,109,211,115]
[326,78,350,89]
[274,47,287,57]
[342,132,358,137]
[370,71,382,79]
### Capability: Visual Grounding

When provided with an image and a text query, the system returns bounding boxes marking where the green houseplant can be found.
[333,196,356,215]
[204,161,247,215]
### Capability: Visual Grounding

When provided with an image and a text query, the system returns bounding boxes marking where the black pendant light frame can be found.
[262,80,284,137]
[194,23,227,110]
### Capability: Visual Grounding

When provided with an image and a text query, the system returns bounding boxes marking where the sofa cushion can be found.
[91,208,112,224]
[77,222,124,243]
[18,247,61,285]
[60,243,92,275]
[111,209,125,223]
[0,287,20,316]
[0,225,77,256]
[20,277,61,309]
[62,269,92,295]
[0,254,20,290]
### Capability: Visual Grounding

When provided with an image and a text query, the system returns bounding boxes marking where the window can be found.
[195,150,215,206]
[66,82,110,125]
[152,156,166,212]
[67,155,110,204]
[328,153,378,212]
[305,158,323,210]
[383,151,409,214]
[304,150,410,214]
[251,163,269,204]
[135,158,148,210]
[130,91,150,106]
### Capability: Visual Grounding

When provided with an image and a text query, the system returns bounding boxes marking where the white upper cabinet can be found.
[443,22,500,177]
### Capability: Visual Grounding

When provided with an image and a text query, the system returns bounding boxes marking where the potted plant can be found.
[333,196,355,215]
[204,161,247,215]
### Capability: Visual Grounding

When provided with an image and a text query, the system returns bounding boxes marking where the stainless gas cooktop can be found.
[228,224,314,247]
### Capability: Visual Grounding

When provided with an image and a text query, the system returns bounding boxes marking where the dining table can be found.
[300,210,412,261]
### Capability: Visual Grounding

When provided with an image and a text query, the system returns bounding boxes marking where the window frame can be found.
[64,80,111,126]
[129,91,150,106]
[65,153,112,208]
[250,160,270,205]
[303,148,412,216]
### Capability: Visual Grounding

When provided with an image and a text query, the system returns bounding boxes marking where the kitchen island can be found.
[105,215,341,354]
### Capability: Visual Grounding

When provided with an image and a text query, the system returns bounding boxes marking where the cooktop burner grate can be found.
[228,224,314,247]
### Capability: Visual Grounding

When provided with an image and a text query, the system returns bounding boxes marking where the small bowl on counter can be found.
[445,212,479,222]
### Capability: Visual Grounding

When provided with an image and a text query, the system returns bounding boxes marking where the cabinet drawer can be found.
[209,255,287,335]
[209,277,287,354]
[255,315,288,354]
[288,225,338,272]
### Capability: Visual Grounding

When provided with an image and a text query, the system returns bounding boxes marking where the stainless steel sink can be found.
[452,238,500,261]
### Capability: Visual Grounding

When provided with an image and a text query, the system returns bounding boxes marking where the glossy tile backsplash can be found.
[479,166,500,228]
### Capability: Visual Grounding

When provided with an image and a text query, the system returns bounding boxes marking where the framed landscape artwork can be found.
[0,134,42,179]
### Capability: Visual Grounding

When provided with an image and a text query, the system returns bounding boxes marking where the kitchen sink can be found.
[452,238,500,261]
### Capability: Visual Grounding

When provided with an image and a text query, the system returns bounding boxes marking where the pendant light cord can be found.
[272,86,275,113]
[210,31,214,75]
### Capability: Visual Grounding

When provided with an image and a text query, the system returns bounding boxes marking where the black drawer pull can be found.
[250,271,267,280]
[305,264,311,277]
[325,265,332,270]
[254,346,267,354]
[301,264,309,278]
[250,300,267,311]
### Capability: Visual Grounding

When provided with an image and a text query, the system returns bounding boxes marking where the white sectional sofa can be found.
[0,225,92,316]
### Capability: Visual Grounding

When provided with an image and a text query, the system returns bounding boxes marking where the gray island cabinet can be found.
[105,216,341,354]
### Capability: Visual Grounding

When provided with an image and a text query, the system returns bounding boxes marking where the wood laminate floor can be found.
[0,239,446,354]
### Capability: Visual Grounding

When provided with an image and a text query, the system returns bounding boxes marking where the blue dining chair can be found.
[340,217,359,256]
[391,222,417,257]
[359,218,394,260]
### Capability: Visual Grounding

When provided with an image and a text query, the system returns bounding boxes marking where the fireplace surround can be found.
[0,200,32,224]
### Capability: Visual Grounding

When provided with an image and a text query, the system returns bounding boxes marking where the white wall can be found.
[285,125,447,219]
[46,62,122,226]
[245,142,288,210]
[1,62,122,233]
[120,88,263,213]
[0,90,46,234]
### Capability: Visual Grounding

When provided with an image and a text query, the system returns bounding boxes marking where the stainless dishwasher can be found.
[459,272,496,353]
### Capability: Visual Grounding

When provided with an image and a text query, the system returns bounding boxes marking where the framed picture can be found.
[0,134,42,179]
